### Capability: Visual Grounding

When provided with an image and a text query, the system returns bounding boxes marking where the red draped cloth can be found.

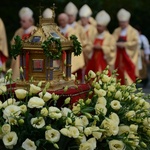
[115,36,136,84]
[85,38,110,75]
[0,52,7,64]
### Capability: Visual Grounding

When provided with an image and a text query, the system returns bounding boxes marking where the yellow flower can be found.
[15,89,27,100]
[109,140,125,150]
[2,132,18,149]
[2,124,11,134]
[30,84,41,94]
[40,107,48,117]
[110,100,122,110]
[0,85,7,95]
[31,117,45,129]
[45,129,60,143]
[88,70,96,78]
[69,126,80,138]
[118,125,130,135]
[97,97,107,106]
[39,92,52,102]
[28,97,45,109]
[22,138,37,150]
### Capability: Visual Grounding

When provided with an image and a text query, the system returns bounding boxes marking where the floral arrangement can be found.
[0,68,150,150]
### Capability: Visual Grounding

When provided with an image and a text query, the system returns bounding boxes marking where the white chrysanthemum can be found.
[39,92,52,102]
[22,138,37,150]
[110,100,122,110]
[2,132,18,149]
[31,117,45,129]
[2,124,11,134]
[109,140,125,150]
[30,84,41,94]
[15,89,28,100]
[45,129,60,143]
[28,97,45,108]
[3,105,21,119]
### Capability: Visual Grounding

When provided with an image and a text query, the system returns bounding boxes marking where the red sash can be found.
[115,36,136,84]
[22,33,31,40]
[85,38,109,75]
[0,52,7,64]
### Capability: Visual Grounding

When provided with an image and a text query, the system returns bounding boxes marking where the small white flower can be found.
[125,111,136,120]
[81,116,89,127]
[80,138,96,150]
[72,104,81,114]
[97,97,107,106]
[40,107,48,117]
[118,125,130,135]
[30,84,41,94]
[69,126,80,138]
[95,104,107,116]
[49,106,62,120]
[15,89,27,100]
[45,129,60,143]
[0,85,7,95]
[60,128,71,137]
[28,97,45,109]
[109,113,120,125]
[61,107,72,117]
[2,131,18,149]
[94,88,106,97]
[109,140,125,150]
[88,70,96,78]
[115,90,122,100]
[130,124,138,133]
[84,127,92,136]
[110,100,122,110]
[20,105,27,113]
[39,92,52,102]
[2,98,16,108]
[101,74,110,83]
[31,117,45,129]
[2,124,11,134]
[22,138,37,150]
[108,85,116,92]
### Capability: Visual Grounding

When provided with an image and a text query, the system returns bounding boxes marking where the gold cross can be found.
[51,3,57,18]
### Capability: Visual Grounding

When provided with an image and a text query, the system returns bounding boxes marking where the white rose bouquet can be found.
[0,68,150,150]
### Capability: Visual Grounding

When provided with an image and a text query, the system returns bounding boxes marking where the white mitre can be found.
[19,7,33,19]
[43,8,53,18]
[64,2,78,16]
[79,4,92,18]
[117,8,131,22]
[95,10,111,26]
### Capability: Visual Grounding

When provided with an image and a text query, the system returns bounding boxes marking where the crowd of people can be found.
[0,2,150,86]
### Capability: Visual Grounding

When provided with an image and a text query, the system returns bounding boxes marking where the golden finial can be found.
[51,3,57,18]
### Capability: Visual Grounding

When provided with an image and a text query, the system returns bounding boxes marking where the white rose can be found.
[75,117,84,132]
[3,105,21,119]
[49,106,62,120]
[118,125,130,135]
[101,74,110,83]
[39,92,52,102]
[115,90,122,100]
[88,70,96,78]
[2,124,11,134]
[130,124,138,133]
[40,107,48,117]
[30,84,41,94]
[109,113,120,125]
[78,135,86,143]
[95,104,107,116]
[60,128,71,138]
[110,100,122,110]
[125,111,136,120]
[69,126,80,138]
[22,138,37,150]
[0,85,7,95]
[101,119,119,136]
[28,97,45,108]
[108,85,116,92]
[15,89,27,100]
[109,140,125,150]
[2,98,16,108]
[79,141,93,150]
[94,88,106,97]
[20,105,27,113]
[45,129,60,143]
[61,107,72,117]
[31,117,45,129]
[97,97,107,106]
[87,138,97,149]
[2,132,18,149]
[84,127,92,136]
[81,116,89,127]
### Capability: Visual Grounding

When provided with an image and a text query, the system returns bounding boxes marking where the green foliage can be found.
[42,37,62,59]
[70,35,82,56]
[11,36,23,59]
